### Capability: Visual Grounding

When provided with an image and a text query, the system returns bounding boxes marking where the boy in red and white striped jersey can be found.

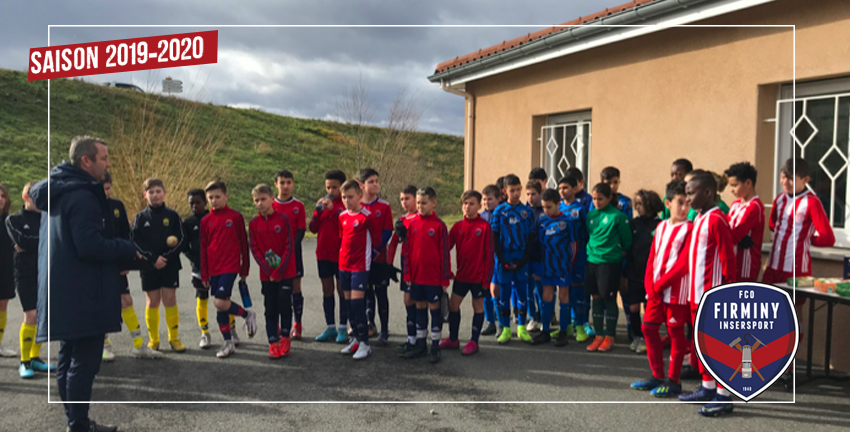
[630,180,691,398]
[724,162,765,282]
[762,158,835,284]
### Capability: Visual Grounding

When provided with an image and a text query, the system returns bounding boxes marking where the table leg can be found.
[825,302,833,377]
[807,297,815,379]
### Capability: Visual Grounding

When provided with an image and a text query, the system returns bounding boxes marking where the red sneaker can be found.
[598,336,615,352]
[268,343,281,359]
[461,341,479,356]
[279,337,291,357]
[291,323,302,340]
[587,336,604,352]
[439,338,460,350]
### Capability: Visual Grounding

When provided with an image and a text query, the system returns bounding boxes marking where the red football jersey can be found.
[728,196,765,281]
[309,197,344,262]
[200,206,249,281]
[338,208,381,272]
[688,207,736,306]
[645,219,692,305]
[767,191,835,275]
[387,212,419,276]
[361,197,393,264]
[273,196,307,236]
[449,215,493,287]
[248,211,295,281]
[404,212,451,287]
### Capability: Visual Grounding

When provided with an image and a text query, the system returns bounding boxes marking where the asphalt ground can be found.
[1,239,848,431]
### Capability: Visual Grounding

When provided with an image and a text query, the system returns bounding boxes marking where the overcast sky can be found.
[1,0,604,135]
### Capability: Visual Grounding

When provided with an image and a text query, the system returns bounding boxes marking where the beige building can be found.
[429,0,850,372]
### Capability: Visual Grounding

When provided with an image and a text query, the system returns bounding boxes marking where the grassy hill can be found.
[0,68,464,220]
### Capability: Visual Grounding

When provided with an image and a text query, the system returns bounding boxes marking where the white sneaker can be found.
[635,337,647,354]
[231,329,241,346]
[132,344,165,359]
[340,339,359,355]
[0,344,17,357]
[244,309,257,338]
[216,340,236,358]
[629,337,639,351]
[102,342,116,362]
[199,333,212,349]
[526,319,541,332]
[353,342,372,360]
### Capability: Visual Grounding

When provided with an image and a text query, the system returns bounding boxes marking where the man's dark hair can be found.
[541,189,560,204]
[592,182,613,198]
[558,176,577,188]
[482,184,500,198]
[143,178,165,192]
[503,174,521,187]
[600,166,621,181]
[402,185,418,196]
[566,167,584,182]
[205,180,227,194]
[461,190,482,203]
[665,180,687,201]
[782,157,807,178]
[672,158,694,173]
[358,168,379,183]
[417,186,437,200]
[324,169,346,184]
[690,171,718,195]
[102,171,112,185]
[526,182,542,194]
[275,169,294,182]
[528,168,547,182]
[341,179,361,193]
[187,188,206,201]
[636,189,664,216]
[69,135,106,168]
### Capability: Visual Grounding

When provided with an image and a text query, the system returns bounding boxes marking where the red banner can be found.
[28,31,218,81]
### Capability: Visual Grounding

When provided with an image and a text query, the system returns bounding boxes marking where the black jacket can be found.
[5,207,41,287]
[0,214,14,294]
[182,210,208,275]
[625,215,661,281]
[131,204,184,272]
[42,163,138,341]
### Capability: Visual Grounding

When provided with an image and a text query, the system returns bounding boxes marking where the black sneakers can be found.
[480,321,497,336]
[530,331,551,345]
[403,344,428,360]
[428,346,441,364]
[555,330,570,347]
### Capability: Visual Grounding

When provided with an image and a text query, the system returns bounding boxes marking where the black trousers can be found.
[57,334,105,432]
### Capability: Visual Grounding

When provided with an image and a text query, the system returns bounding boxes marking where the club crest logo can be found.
[693,282,798,402]
[376,211,382,217]
[353,220,359,227]
[113,208,120,218]
[428,228,436,236]
[225,219,233,227]
[274,225,282,233]
[558,221,567,230]
[571,209,579,218]
[520,210,528,219]
[163,218,170,227]
[474,228,483,236]
[293,208,299,214]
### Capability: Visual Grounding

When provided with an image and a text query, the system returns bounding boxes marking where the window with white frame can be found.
[775,76,850,247]
[540,111,591,190]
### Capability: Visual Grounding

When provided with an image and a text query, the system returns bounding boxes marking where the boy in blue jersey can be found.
[524,181,545,332]
[531,189,574,345]
[567,168,592,214]
[479,184,501,336]
[557,176,589,344]
[490,174,535,344]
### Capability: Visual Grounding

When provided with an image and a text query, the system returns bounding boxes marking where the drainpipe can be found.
[441,80,475,191]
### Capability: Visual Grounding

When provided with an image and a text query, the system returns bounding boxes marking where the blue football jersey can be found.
[490,202,535,253]
[538,213,574,279]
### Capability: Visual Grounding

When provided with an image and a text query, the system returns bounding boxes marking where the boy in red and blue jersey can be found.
[479,184,501,336]
[249,184,295,359]
[358,168,394,344]
[567,167,592,214]
[337,180,381,360]
[400,187,451,363]
[273,170,307,340]
[200,181,257,359]
[440,190,493,356]
[388,185,420,356]
[310,170,349,344]
[557,176,589,343]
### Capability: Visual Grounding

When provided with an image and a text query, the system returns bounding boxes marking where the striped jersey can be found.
[727,196,765,281]
[559,200,588,273]
[338,208,381,272]
[767,191,835,275]
[490,201,535,253]
[647,220,692,305]
[688,207,736,305]
[537,212,574,280]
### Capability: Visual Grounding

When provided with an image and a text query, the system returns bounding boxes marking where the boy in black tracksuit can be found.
[624,189,664,354]
[132,178,185,353]
[182,188,213,349]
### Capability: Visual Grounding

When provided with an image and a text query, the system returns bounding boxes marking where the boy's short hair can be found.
[783,158,807,178]
[541,189,560,204]
[274,169,294,182]
[636,189,664,216]
[143,178,165,192]
[686,169,707,182]
[528,168,547,182]
[566,167,584,182]
[672,158,694,173]
[252,184,274,197]
[592,182,613,198]
[22,181,37,198]
[341,179,361,193]
[665,180,687,201]
[558,176,577,188]
[600,167,620,181]
[358,168,379,183]
[417,186,437,200]
[187,188,206,201]
[482,184,500,198]
[402,185,418,196]
[690,171,718,194]
[525,182,542,194]
[503,174,521,187]
[461,190,482,203]
[205,180,227,194]
[324,169,346,184]
[724,162,758,186]
[495,176,506,190]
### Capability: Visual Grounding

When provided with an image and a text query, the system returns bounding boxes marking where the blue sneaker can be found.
[336,329,349,344]
[19,362,35,379]
[30,357,55,372]
[698,395,734,417]
[678,386,717,402]
[631,377,662,391]
[584,323,596,338]
[315,327,338,342]
[650,378,682,397]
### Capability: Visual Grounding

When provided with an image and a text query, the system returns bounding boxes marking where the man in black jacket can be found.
[43,136,140,432]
